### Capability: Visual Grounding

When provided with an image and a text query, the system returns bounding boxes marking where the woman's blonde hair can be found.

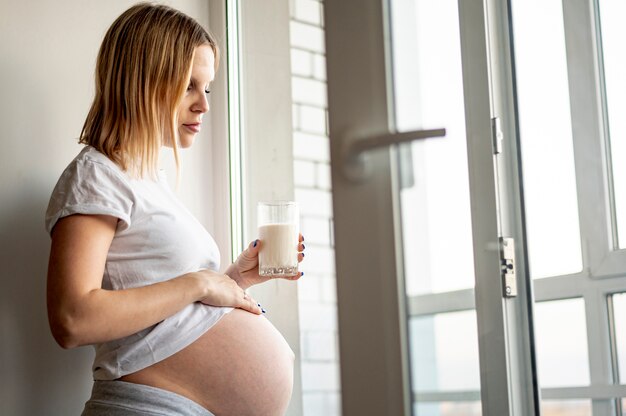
[79,2,219,178]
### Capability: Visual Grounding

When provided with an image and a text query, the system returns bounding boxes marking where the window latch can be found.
[500,237,517,298]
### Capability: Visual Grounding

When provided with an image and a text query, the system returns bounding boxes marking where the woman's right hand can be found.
[190,269,262,315]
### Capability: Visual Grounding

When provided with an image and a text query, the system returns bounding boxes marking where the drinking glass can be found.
[257,201,300,276]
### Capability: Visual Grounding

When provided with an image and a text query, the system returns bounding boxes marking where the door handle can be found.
[342,128,446,182]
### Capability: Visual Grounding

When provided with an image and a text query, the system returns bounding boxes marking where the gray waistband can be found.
[82,380,214,416]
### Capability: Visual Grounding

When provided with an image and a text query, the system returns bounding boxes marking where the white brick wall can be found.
[289,1,342,415]
[294,104,327,135]
[293,0,323,25]
[301,362,341,391]
[299,304,338,331]
[301,217,332,246]
[303,331,338,361]
[290,22,325,53]
[293,132,330,162]
[302,392,341,416]
[292,78,327,107]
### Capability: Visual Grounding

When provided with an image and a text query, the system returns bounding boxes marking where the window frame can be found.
[492,0,626,414]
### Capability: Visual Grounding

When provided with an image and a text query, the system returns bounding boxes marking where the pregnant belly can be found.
[120,308,295,416]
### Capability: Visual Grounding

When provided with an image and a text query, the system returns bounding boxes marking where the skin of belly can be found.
[120,308,295,416]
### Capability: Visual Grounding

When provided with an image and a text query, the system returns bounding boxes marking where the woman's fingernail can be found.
[257,303,261,307]
[261,308,266,314]
[253,240,258,247]
[301,272,304,277]
[302,244,306,250]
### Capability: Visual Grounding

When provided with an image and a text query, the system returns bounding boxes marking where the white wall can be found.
[0,1,221,414]
[288,0,342,415]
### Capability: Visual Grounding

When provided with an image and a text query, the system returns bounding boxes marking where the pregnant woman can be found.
[45,3,304,415]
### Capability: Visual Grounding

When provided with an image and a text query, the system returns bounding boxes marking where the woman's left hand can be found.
[226,234,305,290]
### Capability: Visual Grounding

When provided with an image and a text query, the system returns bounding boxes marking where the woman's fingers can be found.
[297,240,305,263]
[284,272,303,281]
[239,291,263,315]
[197,271,264,314]
[242,239,260,260]
[297,237,305,263]
[236,240,261,273]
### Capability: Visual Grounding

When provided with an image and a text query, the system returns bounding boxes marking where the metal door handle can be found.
[342,128,446,182]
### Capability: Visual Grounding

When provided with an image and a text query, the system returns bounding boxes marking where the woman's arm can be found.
[47,214,261,349]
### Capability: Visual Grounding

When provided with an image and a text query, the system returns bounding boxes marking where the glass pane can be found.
[541,400,592,416]
[415,402,481,416]
[598,0,626,249]
[611,293,626,382]
[410,312,481,392]
[511,0,583,278]
[392,0,474,297]
[534,298,590,387]
[389,0,481,413]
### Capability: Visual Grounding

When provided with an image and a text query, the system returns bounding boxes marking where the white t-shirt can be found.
[45,146,232,380]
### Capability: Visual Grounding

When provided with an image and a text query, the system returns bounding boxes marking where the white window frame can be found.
[208,1,236,270]
[488,0,626,414]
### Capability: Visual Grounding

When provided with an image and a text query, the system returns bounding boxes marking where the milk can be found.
[258,223,299,276]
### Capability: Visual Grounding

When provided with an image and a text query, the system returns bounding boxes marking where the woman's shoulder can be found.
[45,146,135,235]
[60,146,132,187]
[74,146,123,173]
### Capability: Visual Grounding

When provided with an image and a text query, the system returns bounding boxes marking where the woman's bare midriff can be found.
[120,308,295,416]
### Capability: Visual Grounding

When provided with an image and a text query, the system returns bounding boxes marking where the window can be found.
[533,299,590,387]
[509,0,626,413]
[511,0,582,279]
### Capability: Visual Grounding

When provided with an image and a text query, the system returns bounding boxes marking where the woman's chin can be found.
[178,135,196,148]
[180,141,194,149]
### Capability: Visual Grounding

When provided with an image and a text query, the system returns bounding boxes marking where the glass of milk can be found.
[257,201,300,277]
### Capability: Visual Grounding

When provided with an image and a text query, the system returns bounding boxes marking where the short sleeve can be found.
[45,158,134,235]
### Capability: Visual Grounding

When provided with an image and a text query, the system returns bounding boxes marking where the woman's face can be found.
[177,44,215,148]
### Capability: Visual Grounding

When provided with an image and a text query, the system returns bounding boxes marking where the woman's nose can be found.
[192,94,209,113]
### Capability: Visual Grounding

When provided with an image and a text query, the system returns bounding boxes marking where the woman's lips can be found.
[183,123,201,133]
